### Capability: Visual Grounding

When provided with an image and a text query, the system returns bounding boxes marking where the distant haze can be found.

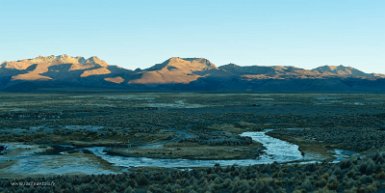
[0,0,384,73]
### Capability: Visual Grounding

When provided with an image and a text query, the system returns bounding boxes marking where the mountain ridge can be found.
[0,55,384,92]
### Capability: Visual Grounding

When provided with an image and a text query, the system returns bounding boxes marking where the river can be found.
[88,131,304,168]
[0,131,352,176]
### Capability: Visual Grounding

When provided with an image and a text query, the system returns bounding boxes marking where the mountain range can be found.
[1,55,384,92]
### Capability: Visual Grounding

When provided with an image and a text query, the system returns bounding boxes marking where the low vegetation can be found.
[1,153,385,193]
[1,93,385,192]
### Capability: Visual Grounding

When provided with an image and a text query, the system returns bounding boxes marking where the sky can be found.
[0,0,384,73]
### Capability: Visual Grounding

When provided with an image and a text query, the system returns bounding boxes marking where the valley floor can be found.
[0,93,385,192]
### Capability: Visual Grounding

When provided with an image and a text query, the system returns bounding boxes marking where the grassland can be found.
[1,93,385,192]
[1,93,384,156]
[2,152,385,193]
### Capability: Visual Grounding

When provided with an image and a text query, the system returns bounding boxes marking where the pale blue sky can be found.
[1,0,384,73]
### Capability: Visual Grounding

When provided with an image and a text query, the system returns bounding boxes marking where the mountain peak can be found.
[56,54,70,58]
[312,65,369,77]
[313,65,347,71]
[167,57,216,68]
[168,57,184,62]
[130,57,216,84]
[1,55,112,81]
[147,57,216,71]
[219,63,241,70]
[87,56,109,67]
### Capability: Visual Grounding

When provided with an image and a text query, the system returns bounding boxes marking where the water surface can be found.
[88,131,304,168]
